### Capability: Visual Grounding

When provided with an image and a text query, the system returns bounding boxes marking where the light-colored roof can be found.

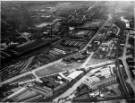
[35,22,52,28]
[67,71,83,79]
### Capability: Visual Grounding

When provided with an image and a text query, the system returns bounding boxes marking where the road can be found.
[81,13,112,51]
[53,15,112,102]
[81,13,113,68]
[120,29,135,93]
[53,60,114,102]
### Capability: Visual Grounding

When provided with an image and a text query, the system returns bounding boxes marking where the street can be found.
[53,15,113,102]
